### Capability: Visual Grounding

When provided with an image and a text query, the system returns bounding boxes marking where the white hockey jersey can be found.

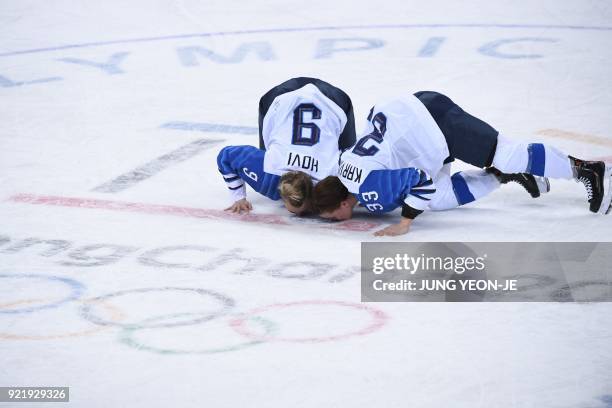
[340,94,449,194]
[337,95,446,213]
[217,83,350,202]
[261,83,348,181]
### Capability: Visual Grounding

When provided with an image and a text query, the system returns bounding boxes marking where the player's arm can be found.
[374,168,435,237]
[217,145,282,213]
[217,145,258,214]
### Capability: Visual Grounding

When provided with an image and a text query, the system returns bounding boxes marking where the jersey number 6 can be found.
[352,110,387,157]
[292,103,321,146]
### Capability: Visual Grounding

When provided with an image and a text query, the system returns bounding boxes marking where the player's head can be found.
[279,171,314,216]
[312,176,355,221]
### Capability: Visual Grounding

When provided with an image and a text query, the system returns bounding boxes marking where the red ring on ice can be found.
[229,300,388,343]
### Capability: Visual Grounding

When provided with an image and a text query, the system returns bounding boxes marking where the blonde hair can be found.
[279,171,314,208]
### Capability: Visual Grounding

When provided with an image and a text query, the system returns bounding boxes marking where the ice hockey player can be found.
[312,91,611,236]
[217,77,356,215]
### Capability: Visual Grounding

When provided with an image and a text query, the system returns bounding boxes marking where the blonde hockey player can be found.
[217,77,356,215]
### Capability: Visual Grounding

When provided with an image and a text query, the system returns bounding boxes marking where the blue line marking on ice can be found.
[25,77,63,85]
[161,121,258,135]
[0,75,63,88]
[600,395,612,407]
[1,23,611,58]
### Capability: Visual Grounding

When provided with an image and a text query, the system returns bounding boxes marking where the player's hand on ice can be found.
[225,198,253,214]
[374,217,413,237]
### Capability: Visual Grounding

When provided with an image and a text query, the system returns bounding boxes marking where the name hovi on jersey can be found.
[339,160,363,183]
[287,152,319,172]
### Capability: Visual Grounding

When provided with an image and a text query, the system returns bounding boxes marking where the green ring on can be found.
[118,314,277,355]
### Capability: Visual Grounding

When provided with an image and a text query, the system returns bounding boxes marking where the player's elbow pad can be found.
[217,146,239,175]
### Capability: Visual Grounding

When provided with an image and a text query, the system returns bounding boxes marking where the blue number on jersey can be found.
[352,110,387,157]
[292,103,321,146]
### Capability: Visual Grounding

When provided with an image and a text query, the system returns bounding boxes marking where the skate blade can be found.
[598,165,612,215]
[536,177,551,194]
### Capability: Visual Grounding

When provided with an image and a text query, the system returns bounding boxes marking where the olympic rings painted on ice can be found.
[118,300,389,355]
[1,278,389,352]
[0,298,125,340]
[119,314,277,355]
[80,287,235,329]
[0,274,85,314]
[229,300,389,343]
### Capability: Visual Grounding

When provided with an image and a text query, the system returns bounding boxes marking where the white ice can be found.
[1,1,612,407]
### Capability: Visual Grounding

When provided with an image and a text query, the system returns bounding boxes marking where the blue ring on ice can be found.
[1,23,611,58]
[0,274,85,314]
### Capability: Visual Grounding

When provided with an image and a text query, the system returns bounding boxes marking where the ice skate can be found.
[571,158,612,214]
[486,167,550,198]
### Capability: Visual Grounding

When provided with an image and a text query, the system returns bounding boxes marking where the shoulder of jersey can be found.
[372,95,418,113]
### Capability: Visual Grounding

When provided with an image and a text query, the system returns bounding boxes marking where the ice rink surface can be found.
[1,1,612,407]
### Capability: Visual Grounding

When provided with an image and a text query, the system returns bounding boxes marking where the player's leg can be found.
[416,91,611,214]
[415,91,550,199]
[491,135,611,213]
[428,164,501,211]
[491,135,572,178]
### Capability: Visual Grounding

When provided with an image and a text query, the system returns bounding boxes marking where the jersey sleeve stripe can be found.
[225,178,244,188]
[404,195,430,211]
[411,188,436,194]
[409,193,432,201]
[416,180,434,187]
